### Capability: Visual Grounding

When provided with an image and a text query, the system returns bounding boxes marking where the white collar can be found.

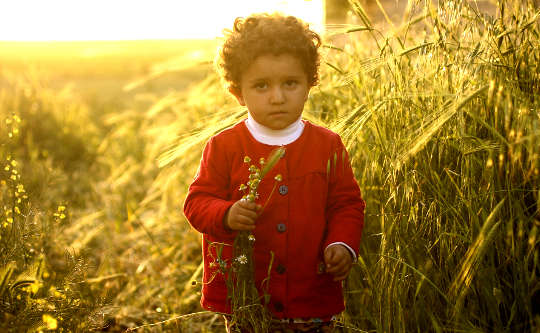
[245,113,305,146]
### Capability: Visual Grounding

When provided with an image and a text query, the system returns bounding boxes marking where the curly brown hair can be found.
[216,13,322,95]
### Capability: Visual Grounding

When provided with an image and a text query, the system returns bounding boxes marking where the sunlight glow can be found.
[0,0,324,41]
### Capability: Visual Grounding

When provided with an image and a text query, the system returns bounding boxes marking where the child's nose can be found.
[269,87,285,104]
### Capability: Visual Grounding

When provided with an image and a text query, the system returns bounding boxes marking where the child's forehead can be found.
[245,53,305,71]
[240,53,306,79]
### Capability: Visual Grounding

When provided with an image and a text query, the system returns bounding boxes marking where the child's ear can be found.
[228,86,246,106]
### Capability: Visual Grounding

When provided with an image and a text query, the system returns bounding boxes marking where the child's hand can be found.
[324,245,353,281]
[224,199,261,231]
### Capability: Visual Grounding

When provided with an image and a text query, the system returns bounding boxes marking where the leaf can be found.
[259,147,285,179]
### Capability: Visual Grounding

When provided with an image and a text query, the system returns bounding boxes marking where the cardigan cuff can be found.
[211,200,237,239]
[325,242,357,261]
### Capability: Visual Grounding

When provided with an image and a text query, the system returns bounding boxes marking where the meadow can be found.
[0,1,538,332]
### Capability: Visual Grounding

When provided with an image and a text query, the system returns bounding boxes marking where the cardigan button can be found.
[278,184,288,195]
[276,264,286,274]
[276,223,286,233]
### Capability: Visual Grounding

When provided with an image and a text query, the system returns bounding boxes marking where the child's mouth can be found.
[269,111,288,116]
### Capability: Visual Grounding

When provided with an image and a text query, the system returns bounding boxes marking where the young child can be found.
[184,13,365,332]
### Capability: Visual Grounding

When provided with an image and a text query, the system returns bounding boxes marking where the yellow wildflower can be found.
[30,282,40,294]
[42,314,58,330]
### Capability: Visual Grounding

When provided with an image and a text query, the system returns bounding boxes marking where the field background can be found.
[1,0,539,332]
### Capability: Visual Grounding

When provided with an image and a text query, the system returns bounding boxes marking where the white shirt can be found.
[245,113,304,146]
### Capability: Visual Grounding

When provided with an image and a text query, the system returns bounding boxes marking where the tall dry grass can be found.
[312,0,539,331]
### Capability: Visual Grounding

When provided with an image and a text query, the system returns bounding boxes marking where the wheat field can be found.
[1,1,539,332]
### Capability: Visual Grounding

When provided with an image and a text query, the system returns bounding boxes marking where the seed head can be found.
[249,179,260,189]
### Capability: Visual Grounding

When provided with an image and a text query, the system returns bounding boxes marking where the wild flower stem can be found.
[227,146,285,333]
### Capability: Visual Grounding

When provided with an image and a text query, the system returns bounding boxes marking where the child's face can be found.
[232,53,310,130]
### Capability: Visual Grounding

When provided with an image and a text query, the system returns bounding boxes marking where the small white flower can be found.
[248,235,256,242]
[236,255,248,265]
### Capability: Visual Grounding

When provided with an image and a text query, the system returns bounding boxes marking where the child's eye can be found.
[253,82,268,90]
[284,80,298,88]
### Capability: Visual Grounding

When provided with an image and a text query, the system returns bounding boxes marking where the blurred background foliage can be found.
[0,0,539,332]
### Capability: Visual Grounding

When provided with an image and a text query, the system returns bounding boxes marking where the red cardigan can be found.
[184,120,365,319]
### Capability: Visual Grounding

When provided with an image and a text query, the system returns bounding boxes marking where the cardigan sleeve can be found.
[323,136,365,256]
[183,136,237,240]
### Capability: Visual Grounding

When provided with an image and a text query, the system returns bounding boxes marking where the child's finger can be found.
[326,258,347,274]
[237,213,256,224]
[235,213,258,226]
[232,216,256,230]
[238,200,261,211]
[324,247,337,266]
[330,263,351,281]
[236,223,256,231]
[237,207,259,221]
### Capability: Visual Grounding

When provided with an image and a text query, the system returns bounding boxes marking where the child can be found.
[184,13,365,332]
